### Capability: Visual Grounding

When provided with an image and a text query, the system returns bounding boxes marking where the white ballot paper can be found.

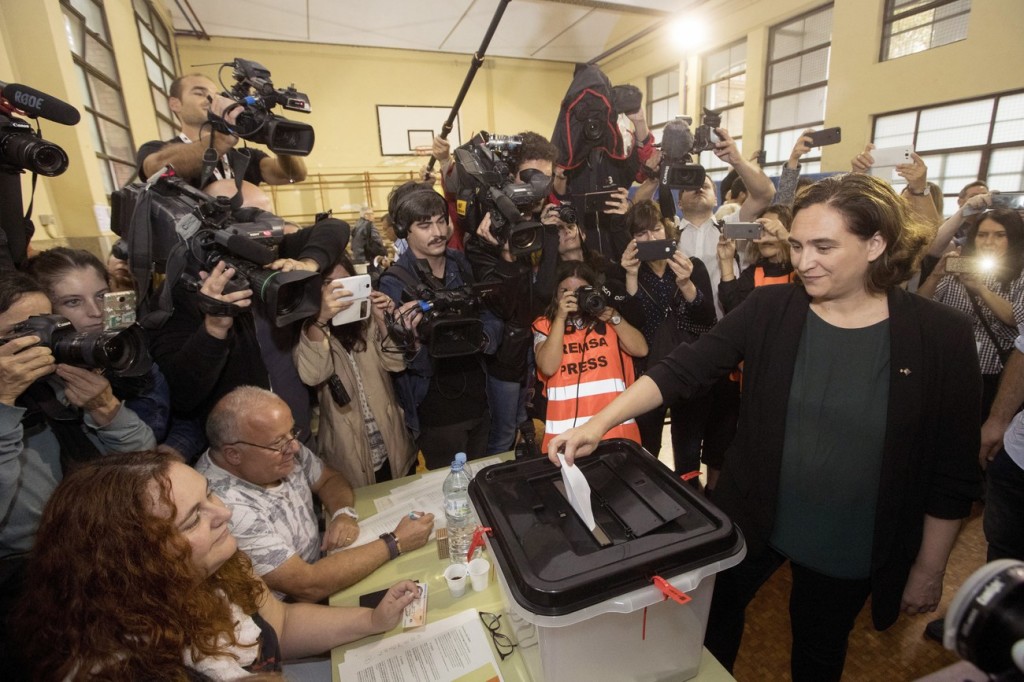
[558,453,596,530]
[337,608,503,682]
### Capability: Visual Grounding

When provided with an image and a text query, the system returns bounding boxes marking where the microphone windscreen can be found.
[1,83,81,126]
[661,119,694,162]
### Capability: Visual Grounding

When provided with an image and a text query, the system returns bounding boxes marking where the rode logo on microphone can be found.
[13,90,45,110]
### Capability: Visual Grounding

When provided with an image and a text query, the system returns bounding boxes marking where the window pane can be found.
[88,74,127,125]
[652,98,671,126]
[916,99,993,150]
[768,46,829,94]
[139,24,157,54]
[87,114,103,155]
[884,0,971,60]
[111,161,137,189]
[96,117,134,162]
[874,111,917,147]
[154,15,170,45]
[63,11,85,57]
[764,127,821,165]
[152,84,172,118]
[766,86,826,131]
[97,159,114,196]
[158,118,176,140]
[133,0,149,18]
[668,70,679,95]
[994,93,1024,144]
[144,54,163,86]
[74,66,92,108]
[651,73,669,100]
[69,0,107,41]
[705,74,746,109]
[772,7,833,60]
[158,43,173,70]
[988,148,1024,192]
[85,34,117,80]
[721,106,744,136]
[704,49,729,81]
[923,151,983,193]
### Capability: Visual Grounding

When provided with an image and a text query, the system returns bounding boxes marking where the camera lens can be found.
[507,223,542,255]
[556,203,577,225]
[53,327,146,375]
[0,132,69,176]
[583,117,603,142]
[576,286,606,317]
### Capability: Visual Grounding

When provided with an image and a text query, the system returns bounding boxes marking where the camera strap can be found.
[196,290,246,318]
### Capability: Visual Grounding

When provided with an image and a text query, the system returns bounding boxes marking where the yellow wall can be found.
[601,0,1024,171]
[3,0,1022,249]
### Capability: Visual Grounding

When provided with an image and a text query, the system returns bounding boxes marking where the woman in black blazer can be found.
[548,173,982,682]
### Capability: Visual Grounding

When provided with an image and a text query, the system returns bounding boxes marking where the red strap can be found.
[467,526,493,561]
[653,575,692,606]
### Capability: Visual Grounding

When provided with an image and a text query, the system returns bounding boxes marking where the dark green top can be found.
[770,309,890,579]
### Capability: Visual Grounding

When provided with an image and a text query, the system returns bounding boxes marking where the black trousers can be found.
[416,411,490,470]
[704,545,871,682]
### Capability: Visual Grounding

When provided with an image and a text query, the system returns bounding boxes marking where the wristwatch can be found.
[610,314,622,326]
[379,532,401,560]
[332,506,359,522]
[907,185,931,197]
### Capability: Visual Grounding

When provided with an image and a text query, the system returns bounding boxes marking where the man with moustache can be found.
[378,182,502,469]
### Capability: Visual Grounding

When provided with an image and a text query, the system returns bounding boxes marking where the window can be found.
[133,0,178,140]
[61,0,137,194]
[647,68,680,142]
[881,0,971,61]
[872,91,1024,213]
[761,5,834,174]
[699,40,746,182]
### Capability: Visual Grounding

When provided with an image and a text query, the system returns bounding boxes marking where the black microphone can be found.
[660,118,694,163]
[0,81,81,126]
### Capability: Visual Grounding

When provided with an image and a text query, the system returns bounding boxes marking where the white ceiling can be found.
[165,0,707,64]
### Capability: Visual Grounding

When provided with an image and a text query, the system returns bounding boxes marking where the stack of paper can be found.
[346,456,505,549]
[337,609,504,682]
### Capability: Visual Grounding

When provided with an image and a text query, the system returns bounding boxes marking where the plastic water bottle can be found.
[443,452,474,564]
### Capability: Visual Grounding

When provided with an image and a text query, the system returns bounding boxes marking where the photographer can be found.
[533,260,647,450]
[378,182,501,469]
[917,207,1024,419]
[0,272,155,674]
[136,73,306,188]
[463,131,562,453]
[146,217,345,444]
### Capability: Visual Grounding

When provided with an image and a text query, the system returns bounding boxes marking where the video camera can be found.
[387,281,501,359]
[0,79,80,267]
[110,170,321,327]
[943,560,1024,679]
[0,314,151,377]
[213,58,314,156]
[658,107,722,190]
[453,131,547,257]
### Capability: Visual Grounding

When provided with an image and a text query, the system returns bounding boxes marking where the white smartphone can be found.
[870,145,913,167]
[330,274,372,326]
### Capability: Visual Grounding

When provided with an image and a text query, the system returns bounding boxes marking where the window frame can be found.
[760,3,834,172]
[871,89,1024,208]
[880,0,972,62]
[646,66,682,137]
[60,0,137,194]
[133,0,179,139]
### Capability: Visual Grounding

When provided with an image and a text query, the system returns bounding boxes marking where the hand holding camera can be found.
[199,261,253,340]
[555,288,579,323]
[56,364,119,426]
[756,216,789,244]
[711,128,742,166]
[0,335,55,405]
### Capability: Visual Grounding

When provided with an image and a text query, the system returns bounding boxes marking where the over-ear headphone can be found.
[390,187,444,240]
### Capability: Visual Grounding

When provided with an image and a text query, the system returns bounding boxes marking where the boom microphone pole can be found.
[426,0,511,171]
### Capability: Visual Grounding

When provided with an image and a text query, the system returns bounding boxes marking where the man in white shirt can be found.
[675,128,775,319]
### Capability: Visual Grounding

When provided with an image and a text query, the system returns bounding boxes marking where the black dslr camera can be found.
[574,285,606,319]
[658,107,723,190]
[0,315,151,377]
[453,131,547,256]
[215,58,314,156]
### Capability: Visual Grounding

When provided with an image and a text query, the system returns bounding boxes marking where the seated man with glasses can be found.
[195,386,435,602]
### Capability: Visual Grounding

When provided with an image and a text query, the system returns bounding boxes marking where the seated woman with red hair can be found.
[15,450,418,681]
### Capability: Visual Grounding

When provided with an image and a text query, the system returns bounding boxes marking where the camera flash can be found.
[981,256,996,272]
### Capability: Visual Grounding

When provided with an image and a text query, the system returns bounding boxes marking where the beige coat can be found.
[294,323,416,487]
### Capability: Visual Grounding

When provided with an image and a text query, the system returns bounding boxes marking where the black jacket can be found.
[647,284,982,630]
